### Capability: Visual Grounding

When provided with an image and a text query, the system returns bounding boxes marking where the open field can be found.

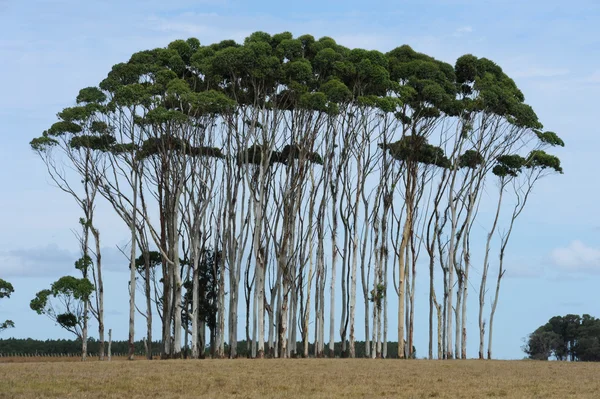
[1,358,599,398]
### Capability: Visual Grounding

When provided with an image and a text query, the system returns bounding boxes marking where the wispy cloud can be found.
[0,244,129,278]
[550,241,600,274]
[453,26,473,37]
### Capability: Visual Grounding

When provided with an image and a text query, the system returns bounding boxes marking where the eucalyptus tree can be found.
[30,88,111,360]
[0,279,14,333]
[383,45,456,358]
[486,141,563,359]
[449,54,557,359]
[30,276,94,358]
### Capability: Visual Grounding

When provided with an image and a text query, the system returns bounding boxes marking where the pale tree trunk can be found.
[172,210,183,358]
[428,249,435,359]
[191,247,200,359]
[348,178,361,358]
[128,169,139,360]
[256,247,266,358]
[108,329,112,361]
[461,244,470,360]
[480,181,504,359]
[435,297,443,359]
[488,265,504,360]
[82,300,88,361]
[397,172,413,359]
[409,235,417,359]
[383,254,389,359]
[329,184,338,358]
[91,226,104,361]
[455,275,463,358]
[303,214,315,358]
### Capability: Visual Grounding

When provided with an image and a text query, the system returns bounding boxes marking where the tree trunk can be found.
[256,247,265,358]
[144,250,153,360]
[191,253,200,359]
[329,188,338,358]
[91,227,104,361]
[108,329,112,361]
[128,170,139,361]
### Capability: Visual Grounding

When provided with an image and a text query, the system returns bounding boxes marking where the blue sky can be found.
[0,0,599,359]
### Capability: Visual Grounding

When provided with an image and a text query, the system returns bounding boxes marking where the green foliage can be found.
[30,276,94,338]
[0,279,14,299]
[183,249,222,333]
[76,87,106,104]
[492,154,526,177]
[379,136,451,169]
[30,289,52,315]
[458,149,484,169]
[0,320,14,333]
[50,276,94,301]
[369,284,386,310]
[0,279,15,333]
[74,255,93,274]
[535,130,565,147]
[524,314,600,361]
[526,150,563,173]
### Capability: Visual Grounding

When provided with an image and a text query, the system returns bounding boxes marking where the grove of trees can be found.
[524,314,600,361]
[29,31,563,360]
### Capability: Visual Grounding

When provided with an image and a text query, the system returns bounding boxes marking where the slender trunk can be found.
[461,250,469,360]
[397,175,413,359]
[480,183,504,359]
[488,264,504,360]
[329,187,338,358]
[191,251,200,359]
[128,169,139,360]
[82,300,88,361]
[428,251,434,359]
[303,243,314,358]
[172,211,183,358]
[108,329,112,361]
[92,228,104,361]
[436,298,442,359]
[256,247,265,358]
[144,251,153,360]
[455,276,463,358]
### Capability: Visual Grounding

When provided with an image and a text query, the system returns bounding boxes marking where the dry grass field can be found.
[1,358,599,398]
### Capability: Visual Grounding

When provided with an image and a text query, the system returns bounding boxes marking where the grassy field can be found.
[1,358,599,398]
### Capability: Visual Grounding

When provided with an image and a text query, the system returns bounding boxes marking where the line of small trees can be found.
[28,31,563,361]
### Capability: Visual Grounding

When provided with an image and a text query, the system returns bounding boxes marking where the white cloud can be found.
[453,26,473,37]
[550,241,600,274]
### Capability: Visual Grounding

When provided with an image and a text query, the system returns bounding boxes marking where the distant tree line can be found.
[0,338,152,356]
[523,314,600,361]
[0,338,408,358]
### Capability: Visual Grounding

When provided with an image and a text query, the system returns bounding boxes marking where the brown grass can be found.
[0,358,598,398]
